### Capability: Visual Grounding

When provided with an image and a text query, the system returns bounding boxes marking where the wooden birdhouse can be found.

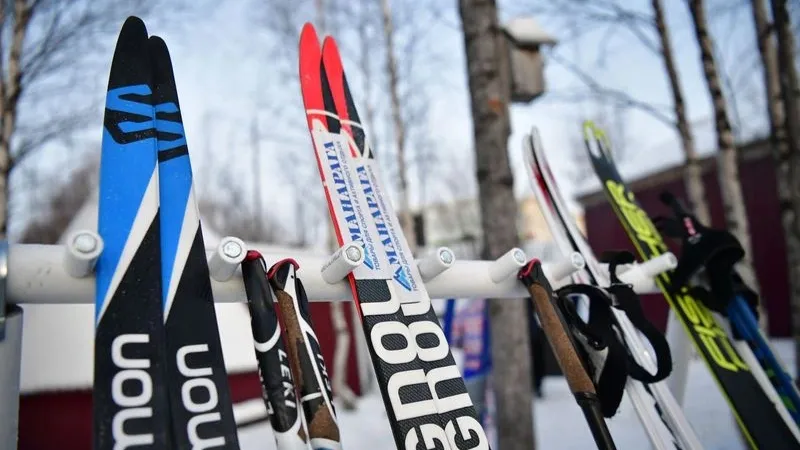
[502,17,558,103]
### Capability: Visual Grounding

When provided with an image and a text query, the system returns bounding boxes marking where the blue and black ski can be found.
[94,16,172,450]
[149,35,240,449]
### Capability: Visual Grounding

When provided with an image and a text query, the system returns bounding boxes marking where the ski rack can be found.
[6,232,674,305]
[0,232,677,445]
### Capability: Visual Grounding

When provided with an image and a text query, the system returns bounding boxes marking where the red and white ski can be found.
[298,23,489,450]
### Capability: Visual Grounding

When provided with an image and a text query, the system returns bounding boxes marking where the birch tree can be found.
[459,0,535,448]
[686,0,761,296]
[524,1,758,224]
[752,0,800,369]
[654,0,711,224]
[380,0,416,251]
[0,0,196,238]
[769,0,800,375]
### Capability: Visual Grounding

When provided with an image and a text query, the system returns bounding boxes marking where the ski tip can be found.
[321,35,344,80]
[529,125,541,141]
[321,35,341,58]
[298,22,326,123]
[113,15,149,58]
[121,15,148,37]
[147,35,168,53]
[148,35,176,90]
[298,21,322,80]
[106,15,152,92]
[299,22,321,54]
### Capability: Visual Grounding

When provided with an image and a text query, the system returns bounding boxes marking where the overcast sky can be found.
[12,0,769,245]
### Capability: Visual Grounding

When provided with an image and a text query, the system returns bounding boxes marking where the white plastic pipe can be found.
[614,253,678,293]
[7,244,587,304]
[320,243,364,284]
[208,236,247,282]
[544,252,585,283]
[417,247,455,282]
[488,247,527,282]
[5,244,673,305]
[62,231,103,279]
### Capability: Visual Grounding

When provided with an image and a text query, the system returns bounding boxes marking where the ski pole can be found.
[518,259,617,450]
[241,252,311,450]
[268,258,343,450]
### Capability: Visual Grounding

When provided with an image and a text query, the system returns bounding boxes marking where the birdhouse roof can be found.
[504,16,558,47]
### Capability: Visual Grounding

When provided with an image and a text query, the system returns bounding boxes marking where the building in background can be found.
[17,194,369,449]
[18,182,584,448]
[417,196,585,261]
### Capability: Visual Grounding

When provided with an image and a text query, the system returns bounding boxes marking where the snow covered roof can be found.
[20,192,326,393]
[503,17,557,48]
[20,302,259,393]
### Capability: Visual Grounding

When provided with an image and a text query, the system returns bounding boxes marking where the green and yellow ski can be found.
[583,120,800,450]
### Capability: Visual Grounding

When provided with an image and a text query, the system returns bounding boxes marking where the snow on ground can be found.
[236,340,796,449]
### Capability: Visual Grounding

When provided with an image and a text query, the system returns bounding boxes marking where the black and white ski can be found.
[524,127,703,450]
[149,35,240,449]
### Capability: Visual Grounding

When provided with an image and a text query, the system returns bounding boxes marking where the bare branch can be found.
[546,50,676,126]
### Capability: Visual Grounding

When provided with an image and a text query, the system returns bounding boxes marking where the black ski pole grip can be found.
[267,259,306,401]
[518,260,596,396]
[519,261,617,449]
[240,251,308,445]
[267,258,342,446]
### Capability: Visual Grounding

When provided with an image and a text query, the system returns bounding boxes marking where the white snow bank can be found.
[236,340,797,450]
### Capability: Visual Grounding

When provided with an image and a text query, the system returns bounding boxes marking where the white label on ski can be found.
[347,142,433,317]
[311,123,391,280]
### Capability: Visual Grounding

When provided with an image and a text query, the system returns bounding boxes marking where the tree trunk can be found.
[686,0,762,301]
[770,0,800,380]
[380,0,416,252]
[250,117,263,232]
[0,0,33,238]
[458,1,535,449]
[652,0,711,225]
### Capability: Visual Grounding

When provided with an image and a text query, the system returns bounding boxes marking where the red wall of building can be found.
[309,302,363,396]
[17,303,363,449]
[582,152,791,336]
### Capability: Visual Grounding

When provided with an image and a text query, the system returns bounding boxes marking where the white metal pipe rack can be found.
[5,240,673,305]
